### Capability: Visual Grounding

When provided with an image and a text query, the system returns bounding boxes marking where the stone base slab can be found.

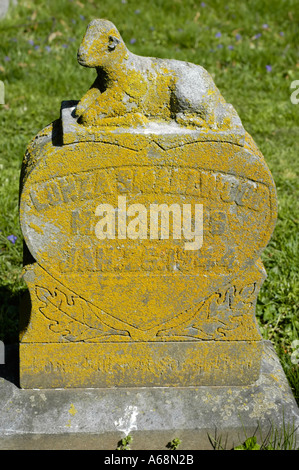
[19,340,262,389]
[0,341,298,450]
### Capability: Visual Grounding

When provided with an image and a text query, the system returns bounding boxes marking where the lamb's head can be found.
[77,19,128,69]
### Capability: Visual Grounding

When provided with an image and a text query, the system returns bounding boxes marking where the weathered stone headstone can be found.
[19,19,277,389]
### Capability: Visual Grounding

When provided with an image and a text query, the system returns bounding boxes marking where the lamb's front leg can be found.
[76,86,130,126]
[75,87,102,121]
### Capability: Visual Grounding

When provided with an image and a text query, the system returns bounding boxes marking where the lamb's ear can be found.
[108,35,120,51]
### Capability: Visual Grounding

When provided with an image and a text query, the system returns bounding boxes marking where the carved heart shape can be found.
[20,126,277,337]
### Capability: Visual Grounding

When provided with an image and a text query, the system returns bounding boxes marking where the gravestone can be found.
[19,19,277,389]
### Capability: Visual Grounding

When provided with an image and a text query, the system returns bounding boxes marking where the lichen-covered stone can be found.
[19,20,277,389]
[75,19,242,131]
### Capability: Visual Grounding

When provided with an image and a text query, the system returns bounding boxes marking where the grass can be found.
[0,0,298,405]
[209,419,299,450]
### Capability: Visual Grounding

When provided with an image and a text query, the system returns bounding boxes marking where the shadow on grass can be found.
[0,285,21,344]
[0,284,29,388]
[0,343,19,387]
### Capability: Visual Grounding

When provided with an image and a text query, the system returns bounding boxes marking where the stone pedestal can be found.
[1,342,298,450]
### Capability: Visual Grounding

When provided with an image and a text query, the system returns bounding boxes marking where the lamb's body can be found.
[75,19,242,130]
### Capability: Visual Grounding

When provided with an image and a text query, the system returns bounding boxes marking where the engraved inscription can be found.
[29,166,269,213]
[33,349,257,377]
[58,243,237,273]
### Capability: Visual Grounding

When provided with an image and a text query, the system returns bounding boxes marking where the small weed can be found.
[166,438,182,450]
[117,435,133,450]
[234,436,263,450]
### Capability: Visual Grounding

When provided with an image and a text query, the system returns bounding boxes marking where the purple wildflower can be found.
[130,38,136,44]
[28,39,34,46]
[201,2,206,6]
[266,65,272,72]
[34,45,40,50]
[262,24,269,29]
[235,33,242,40]
[45,46,51,52]
[228,45,234,50]
[253,33,262,40]
[279,31,284,36]
[4,56,10,62]
[215,32,221,38]
[7,235,17,244]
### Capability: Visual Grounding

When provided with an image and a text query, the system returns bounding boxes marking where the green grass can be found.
[0,0,298,402]
[210,426,299,450]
